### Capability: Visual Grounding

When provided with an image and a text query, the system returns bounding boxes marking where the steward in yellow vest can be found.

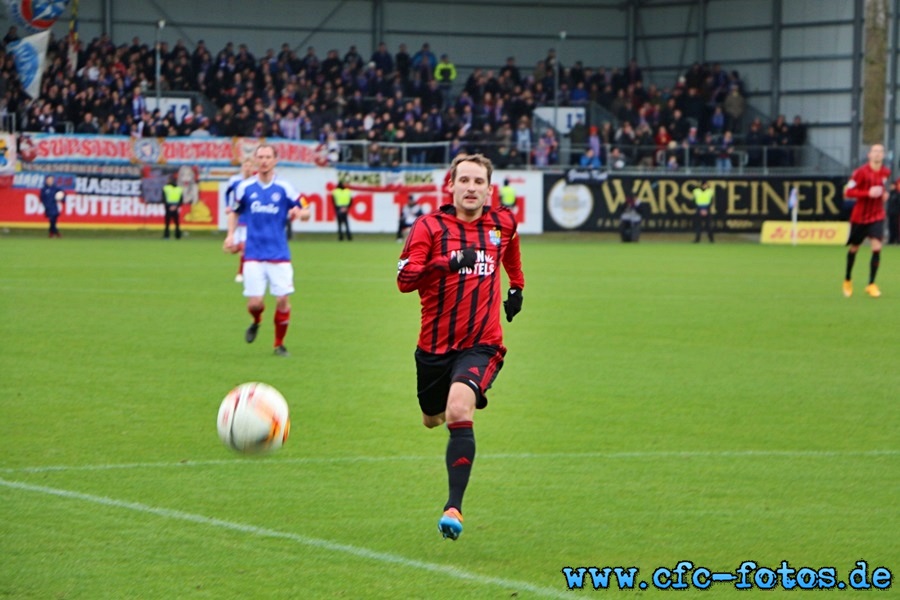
[500,179,517,213]
[691,182,714,243]
[332,182,353,241]
[163,177,183,239]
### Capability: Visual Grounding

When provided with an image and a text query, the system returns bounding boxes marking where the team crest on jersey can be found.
[489,228,502,246]
[271,192,281,201]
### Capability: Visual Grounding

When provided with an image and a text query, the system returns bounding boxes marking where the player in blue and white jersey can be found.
[224,157,255,282]
[223,143,310,356]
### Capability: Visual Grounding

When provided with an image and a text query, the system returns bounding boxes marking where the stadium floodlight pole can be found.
[155,20,166,114]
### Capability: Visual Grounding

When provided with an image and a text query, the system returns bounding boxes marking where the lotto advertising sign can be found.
[543,172,847,232]
[760,221,850,245]
[0,172,220,230]
[219,167,544,234]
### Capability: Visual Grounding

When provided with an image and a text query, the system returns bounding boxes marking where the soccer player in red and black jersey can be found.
[843,143,890,298]
[397,153,525,540]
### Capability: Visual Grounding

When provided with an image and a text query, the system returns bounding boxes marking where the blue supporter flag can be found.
[9,29,50,98]
[4,0,70,33]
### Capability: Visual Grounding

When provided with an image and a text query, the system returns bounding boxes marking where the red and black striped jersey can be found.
[845,163,891,224]
[397,204,525,355]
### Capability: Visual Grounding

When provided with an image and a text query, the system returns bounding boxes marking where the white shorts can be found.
[242,261,294,298]
[233,224,247,245]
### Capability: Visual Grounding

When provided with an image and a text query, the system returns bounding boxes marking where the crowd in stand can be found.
[0,26,807,169]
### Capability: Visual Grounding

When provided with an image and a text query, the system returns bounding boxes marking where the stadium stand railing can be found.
[1,114,17,133]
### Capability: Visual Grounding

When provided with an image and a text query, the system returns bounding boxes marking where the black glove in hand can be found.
[503,288,523,322]
[449,247,477,272]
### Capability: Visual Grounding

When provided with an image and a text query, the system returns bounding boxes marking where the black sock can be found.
[444,421,475,513]
[846,251,857,281]
[870,251,880,284]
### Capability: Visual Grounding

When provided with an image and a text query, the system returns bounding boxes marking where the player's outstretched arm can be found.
[501,231,525,290]
[223,210,238,252]
[397,220,471,293]
[501,231,525,322]
[448,247,476,272]
[289,206,311,222]
[503,288,523,322]
[844,172,873,200]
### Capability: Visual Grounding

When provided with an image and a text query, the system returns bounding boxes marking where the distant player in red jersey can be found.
[843,143,890,298]
[397,153,525,540]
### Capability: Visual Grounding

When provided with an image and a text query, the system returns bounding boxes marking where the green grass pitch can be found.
[1,230,897,599]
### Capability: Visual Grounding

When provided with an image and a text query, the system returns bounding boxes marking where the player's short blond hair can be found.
[255,143,278,158]
[450,153,493,185]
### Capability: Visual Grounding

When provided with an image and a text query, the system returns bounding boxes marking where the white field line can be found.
[0,477,570,600]
[0,449,896,475]
[1,450,896,595]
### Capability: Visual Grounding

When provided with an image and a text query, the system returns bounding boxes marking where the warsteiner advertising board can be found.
[543,171,848,232]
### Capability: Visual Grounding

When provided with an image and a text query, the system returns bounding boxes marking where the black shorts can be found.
[847,220,884,246]
[415,345,506,416]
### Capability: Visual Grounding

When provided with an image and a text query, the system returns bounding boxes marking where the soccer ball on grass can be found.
[217,382,290,454]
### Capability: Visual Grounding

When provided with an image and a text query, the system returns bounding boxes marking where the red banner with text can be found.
[0,182,220,230]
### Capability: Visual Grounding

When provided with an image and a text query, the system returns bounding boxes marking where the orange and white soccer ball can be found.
[217,382,290,454]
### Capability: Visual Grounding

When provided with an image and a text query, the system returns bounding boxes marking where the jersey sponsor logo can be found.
[250,200,279,214]
[458,250,496,276]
